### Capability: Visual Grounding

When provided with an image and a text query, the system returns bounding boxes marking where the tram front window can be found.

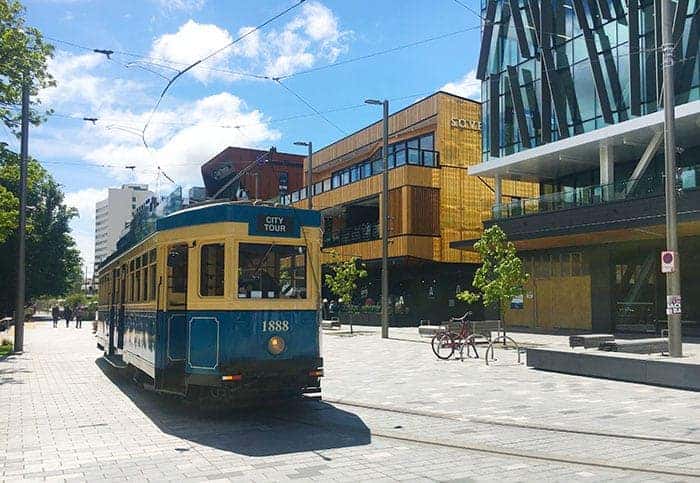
[238,243,307,299]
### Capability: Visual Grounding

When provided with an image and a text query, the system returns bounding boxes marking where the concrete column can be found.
[494,174,503,206]
[600,143,615,201]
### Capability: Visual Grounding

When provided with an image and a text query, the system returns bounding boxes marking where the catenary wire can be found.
[140,0,306,159]
[274,79,347,135]
[274,26,480,80]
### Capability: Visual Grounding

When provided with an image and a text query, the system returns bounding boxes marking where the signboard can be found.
[510,294,524,309]
[666,295,682,315]
[661,251,677,273]
[450,117,482,131]
[252,214,297,237]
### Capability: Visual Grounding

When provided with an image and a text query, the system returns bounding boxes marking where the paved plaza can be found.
[1,322,699,482]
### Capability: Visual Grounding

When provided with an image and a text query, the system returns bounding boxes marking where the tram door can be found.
[108,268,118,355]
[160,244,188,393]
[117,264,126,349]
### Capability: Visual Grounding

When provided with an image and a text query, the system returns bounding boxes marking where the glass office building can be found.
[453,1,700,334]
[479,0,699,160]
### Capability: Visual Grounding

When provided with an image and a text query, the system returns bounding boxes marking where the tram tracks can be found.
[324,397,700,446]
[271,397,700,479]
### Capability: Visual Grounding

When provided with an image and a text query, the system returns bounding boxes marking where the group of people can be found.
[51,305,86,328]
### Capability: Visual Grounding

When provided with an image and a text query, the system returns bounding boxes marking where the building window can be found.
[362,161,372,178]
[341,169,350,185]
[350,165,360,182]
[200,243,225,296]
[238,243,306,299]
[332,172,341,188]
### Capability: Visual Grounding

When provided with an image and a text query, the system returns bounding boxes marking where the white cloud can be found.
[440,69,481,100]
[149,20,233,82]
[65,187,107,223]
[147,1,351,81]
[64,188,108,273]
[155,0,205,12]
[41,51,146,112]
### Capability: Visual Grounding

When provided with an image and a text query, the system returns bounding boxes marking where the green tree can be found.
[324,250,367,332]
[0,0,55,242]
[457,225,529,334]
[0,0,55,134]
[64,292,87,310]
[0,147,82,315]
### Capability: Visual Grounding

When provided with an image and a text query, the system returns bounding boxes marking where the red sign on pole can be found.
[661,251,677,273]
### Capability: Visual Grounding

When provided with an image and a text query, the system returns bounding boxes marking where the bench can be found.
[321,319,341,330]
[569,334,615,349]
[598,338,669,354]
[470,320,501,341]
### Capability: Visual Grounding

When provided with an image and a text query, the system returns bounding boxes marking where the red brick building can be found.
[201,147,304,201]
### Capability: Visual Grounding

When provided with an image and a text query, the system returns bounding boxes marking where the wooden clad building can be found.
[285,92,537,323]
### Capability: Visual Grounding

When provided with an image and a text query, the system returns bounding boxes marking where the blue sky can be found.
[6,0,483,273]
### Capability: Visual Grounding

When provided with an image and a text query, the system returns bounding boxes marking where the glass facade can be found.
[479,0,700,161]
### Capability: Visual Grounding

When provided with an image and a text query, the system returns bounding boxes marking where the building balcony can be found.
[479,164,700,244]
[323,223,379,248]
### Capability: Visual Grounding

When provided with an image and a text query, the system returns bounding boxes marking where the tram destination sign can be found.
[253,214,298,237]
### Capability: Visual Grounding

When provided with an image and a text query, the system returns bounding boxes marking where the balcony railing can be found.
[491,164,700,220]
[323,223,379,248]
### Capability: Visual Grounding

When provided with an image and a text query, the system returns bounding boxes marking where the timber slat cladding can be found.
[311,95,439,171]
[298,92,538,265]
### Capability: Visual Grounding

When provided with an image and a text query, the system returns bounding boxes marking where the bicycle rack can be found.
[484,335,523,366]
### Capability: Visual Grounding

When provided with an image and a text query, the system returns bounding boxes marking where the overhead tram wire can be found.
[44,35,271,81]
[140,0,306,153]
[273,79,347,135]
[275,26,481,80]
[450,0,487,22]
[5,88,444,133]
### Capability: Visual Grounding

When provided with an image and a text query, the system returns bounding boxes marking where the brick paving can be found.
[0,321,698,482]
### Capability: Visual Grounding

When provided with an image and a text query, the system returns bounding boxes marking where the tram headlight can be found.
[268,336,286,355]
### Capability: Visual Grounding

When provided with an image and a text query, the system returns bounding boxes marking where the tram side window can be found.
[200,243,225,296]
[238,243,307,299]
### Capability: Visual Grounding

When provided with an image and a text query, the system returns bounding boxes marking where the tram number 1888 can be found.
[261,320,289,332]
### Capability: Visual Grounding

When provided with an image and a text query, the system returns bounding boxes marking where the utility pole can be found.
[294,141,313,209]
[661,0,682,357]
[14,81,30,353]
[365,99,390,339]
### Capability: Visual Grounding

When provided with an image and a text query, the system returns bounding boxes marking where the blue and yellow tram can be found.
[96,201,323,402]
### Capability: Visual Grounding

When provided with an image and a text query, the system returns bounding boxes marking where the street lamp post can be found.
[365,99,389,339]
[294,141,313,209]
[14,81,30,353]
[661,0,682,356]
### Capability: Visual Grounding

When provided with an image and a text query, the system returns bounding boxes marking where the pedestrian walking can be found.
[51,305,60,328]
[64,306,72,328]
[75,306,83,329]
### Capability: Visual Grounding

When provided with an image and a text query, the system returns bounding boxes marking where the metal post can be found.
[14,81,29,353]
[661,0,682,357]
[381,100,389,339]
[307,142,313,210]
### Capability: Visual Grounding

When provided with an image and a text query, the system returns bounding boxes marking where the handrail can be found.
[491,164,700,221]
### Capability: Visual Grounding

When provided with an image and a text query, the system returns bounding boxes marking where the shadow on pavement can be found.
[0,356,29,385]
[95,358,371,457]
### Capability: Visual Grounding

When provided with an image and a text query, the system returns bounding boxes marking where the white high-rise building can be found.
[94,184,153,272]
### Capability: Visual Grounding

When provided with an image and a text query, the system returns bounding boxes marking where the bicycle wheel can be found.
[431,332,455,360]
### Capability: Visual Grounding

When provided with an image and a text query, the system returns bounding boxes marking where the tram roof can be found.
[156,201,321,231]
[97,202,320,275]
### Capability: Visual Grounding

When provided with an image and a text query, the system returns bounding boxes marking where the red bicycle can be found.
[430,311,479,360]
